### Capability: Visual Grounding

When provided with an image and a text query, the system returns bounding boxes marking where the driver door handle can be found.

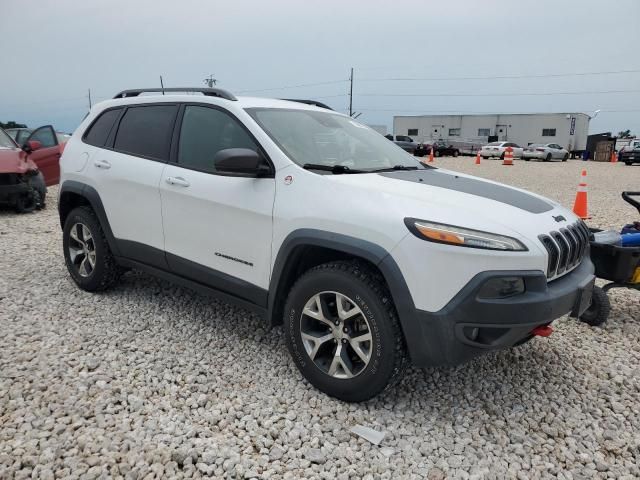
[94,159,111,169]
[165,176,190,187]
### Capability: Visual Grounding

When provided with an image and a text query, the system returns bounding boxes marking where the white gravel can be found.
[1,159,639,479]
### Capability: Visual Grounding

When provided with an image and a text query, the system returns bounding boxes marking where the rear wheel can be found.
[545,153,552,162]
[284,261,406,402]
[435,150,441,157]
[63,206,123,291]
[452,150,459,157]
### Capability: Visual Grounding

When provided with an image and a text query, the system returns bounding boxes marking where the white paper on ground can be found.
[350,425,386,445]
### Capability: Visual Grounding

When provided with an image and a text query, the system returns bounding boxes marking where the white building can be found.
[393,113,590,154]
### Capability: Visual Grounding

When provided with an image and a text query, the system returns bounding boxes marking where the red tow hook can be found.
[531,325,554,337]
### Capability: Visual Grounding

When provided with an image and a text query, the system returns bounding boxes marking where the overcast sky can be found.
[1,0,639,135]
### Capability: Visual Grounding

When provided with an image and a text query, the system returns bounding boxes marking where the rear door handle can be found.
[165,176,190,187]
[94,159,111,169]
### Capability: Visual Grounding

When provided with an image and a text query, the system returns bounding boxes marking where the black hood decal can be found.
[378,170,553,214]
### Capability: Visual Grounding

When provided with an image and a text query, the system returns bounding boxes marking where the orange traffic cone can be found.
[502,146,514,166]
[428,148,434,163]
[475,151,481,165]
[572,170,590,219]
[610,150,617,163]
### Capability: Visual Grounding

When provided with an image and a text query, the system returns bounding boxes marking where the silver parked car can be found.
[523,143,569,162]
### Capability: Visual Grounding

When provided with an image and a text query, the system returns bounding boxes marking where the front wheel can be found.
[283,261,407,402]
[579,286,610,327]
[562,154,569,162]
[545,153,552,162]
[452,150,459,157]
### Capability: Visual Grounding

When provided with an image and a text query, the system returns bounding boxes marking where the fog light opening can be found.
[478,277,525,299]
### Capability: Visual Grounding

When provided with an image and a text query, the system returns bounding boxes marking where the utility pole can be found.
[348,67,354,117]
[87,89,92,109]
[203,74,217,87]
[160,75,165,95]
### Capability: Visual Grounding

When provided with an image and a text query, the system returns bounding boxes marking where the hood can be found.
[326,167,577,244]
[0,148,34,175]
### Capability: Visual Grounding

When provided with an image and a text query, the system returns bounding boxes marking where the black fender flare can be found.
[267,229,417,336]
[58,180,121,257]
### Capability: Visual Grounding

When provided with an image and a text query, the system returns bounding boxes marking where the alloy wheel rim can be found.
[68,223,97,277]
[299,291,373,379]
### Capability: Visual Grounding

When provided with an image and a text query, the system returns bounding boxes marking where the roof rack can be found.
[281,99,333,111]
[113,87,237,101]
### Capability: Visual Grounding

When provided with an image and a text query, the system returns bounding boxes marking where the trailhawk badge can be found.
[284,175,293,185]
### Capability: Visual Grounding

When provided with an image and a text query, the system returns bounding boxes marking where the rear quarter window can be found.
[113,105,178,161]
[83,109,122,147]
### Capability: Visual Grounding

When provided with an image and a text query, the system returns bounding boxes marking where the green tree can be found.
[0,121,27,129]
[617,129,632,138]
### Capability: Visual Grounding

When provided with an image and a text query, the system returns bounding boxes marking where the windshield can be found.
[247,108,426,172]
[0,129,17,149]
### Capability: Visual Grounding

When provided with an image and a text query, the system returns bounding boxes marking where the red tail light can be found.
[536,148,546,152]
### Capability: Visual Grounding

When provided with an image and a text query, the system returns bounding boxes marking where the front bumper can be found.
[0,183,29,201]
[523,151,546,160]
[402,257,595,366]
[620,153,639,163]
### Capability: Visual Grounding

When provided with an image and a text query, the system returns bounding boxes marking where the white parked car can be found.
[480,141,524,160]
[58,87,595,401]
[523,143,570,162]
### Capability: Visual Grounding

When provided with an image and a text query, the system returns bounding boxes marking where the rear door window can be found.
[84,109,122,147]
[114,105,178,161]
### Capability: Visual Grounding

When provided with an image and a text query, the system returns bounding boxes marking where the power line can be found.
[236,79,347,94]
[359,68,640,82]
[357,89,640,98]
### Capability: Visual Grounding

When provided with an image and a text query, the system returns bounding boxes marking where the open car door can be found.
[23,125,61,185]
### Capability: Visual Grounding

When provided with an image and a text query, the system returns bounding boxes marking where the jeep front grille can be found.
[538,220,590,280]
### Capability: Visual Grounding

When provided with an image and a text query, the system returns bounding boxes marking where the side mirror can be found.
[23,140,42,153]
[213,148,270,176]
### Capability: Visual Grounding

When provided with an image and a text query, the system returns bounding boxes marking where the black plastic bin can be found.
[589,241,640,283]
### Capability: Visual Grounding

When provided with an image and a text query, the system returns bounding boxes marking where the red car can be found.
[0,125,62,212]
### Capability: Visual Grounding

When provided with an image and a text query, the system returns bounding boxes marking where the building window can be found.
[407,128,418,136]
[448,128,461,136]
[477,128,490,137]
[542,128,556,137]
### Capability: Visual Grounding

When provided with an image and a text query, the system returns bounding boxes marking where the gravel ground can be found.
[1,159,639,479]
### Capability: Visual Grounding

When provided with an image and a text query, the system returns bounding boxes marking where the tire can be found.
[14,190,37,213]
[579,286,610,327]
[524,158,530,161]
[62,206,123,292]
[562,154,569,162]
[625,161,632,166]
[435,150,441,157]
[283,260,407,402]
[500,152,505,160]
[545,153,552,162]
[452,150,459,157]
[29,172,47,209]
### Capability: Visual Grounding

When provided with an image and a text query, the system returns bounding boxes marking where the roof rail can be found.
[113,87,237,101]
[281,99,333,110]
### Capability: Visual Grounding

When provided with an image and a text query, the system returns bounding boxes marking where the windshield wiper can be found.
[368,165,423,173]
[302,163,366,174]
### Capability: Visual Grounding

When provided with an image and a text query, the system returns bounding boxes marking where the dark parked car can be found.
[385,134,417,154]
[415,139,460,157]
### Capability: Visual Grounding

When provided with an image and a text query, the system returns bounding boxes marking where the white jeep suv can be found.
[59,87,595,401]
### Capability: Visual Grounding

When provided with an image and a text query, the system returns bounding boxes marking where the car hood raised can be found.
[0,148,33,174]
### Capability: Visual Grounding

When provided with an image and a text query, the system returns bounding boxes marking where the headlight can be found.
[404,218,527,251]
